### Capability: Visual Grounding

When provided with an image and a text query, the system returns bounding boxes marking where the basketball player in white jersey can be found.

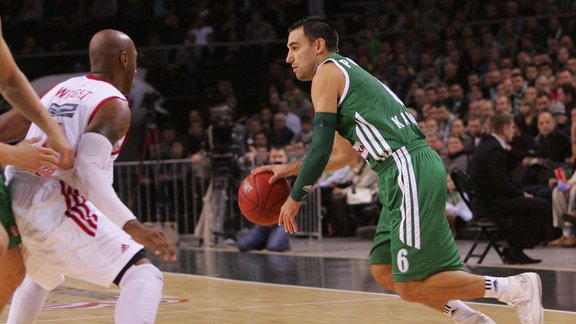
[5,29,175,324]
[0,16,74,314]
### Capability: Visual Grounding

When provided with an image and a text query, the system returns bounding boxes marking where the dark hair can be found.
[288,16,339,52]
[490,111,514,133]
[560,83,576,98]
[270,145,286,152]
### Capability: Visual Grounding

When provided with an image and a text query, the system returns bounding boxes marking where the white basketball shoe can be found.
[499,272,543,324]
[457,312,495,324]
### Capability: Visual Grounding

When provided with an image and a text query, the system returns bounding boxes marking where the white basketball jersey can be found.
[18,75,128,180]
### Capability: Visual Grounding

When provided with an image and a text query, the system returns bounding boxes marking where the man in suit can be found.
[470,111,550,264]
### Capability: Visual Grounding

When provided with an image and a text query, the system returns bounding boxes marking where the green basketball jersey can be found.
[324,54,425,170]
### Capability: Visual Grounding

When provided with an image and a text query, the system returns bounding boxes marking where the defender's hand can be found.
[9,137,60,176]
[123,220,177,261]
[45,133,75,170]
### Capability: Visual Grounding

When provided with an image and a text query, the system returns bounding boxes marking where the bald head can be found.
[89,29,137,94]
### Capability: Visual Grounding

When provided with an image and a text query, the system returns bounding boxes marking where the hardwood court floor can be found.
[1,274,575,323]
[1,238,576,323]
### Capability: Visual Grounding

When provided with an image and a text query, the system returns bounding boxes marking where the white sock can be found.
[483,276,509,299]
[115,263,164,324]
[443,300,477,322]
[563,228,572,237]
[7,276,50,324]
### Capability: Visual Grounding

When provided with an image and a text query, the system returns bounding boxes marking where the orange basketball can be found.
[237,171,291,226]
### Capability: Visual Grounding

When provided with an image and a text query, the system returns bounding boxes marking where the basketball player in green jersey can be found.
[0,16,74,313]
[253,16,543,324]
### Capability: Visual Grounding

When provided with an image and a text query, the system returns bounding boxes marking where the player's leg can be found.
[369,204,491,323]
[0,177,25,314]
[6,276,49,324]
[0,224,6,261]
[390,148,542,323]
[72,212,163,324]
[0,246,25,314]
[115,254,163,324]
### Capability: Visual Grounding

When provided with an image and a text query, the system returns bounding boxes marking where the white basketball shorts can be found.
[8,172,143,290]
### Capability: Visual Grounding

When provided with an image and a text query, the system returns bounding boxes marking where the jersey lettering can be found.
[391,112,417,129]
[338,58,358,69]
[391,116,405,129]
[55,87,94,100]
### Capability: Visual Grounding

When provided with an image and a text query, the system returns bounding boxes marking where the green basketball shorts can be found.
[370,144,464,282]
[0,172,20,249]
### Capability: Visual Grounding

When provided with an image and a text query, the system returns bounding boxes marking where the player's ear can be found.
[315,38,326,53]
[120,50,128,68]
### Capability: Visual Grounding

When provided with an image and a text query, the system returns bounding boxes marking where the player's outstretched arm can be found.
[0,18,74,169]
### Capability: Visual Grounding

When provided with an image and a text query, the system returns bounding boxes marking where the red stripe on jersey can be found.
[86,74,113,84]
[70,204,97,229]
[65,213,95,237]
[60,181,97,236]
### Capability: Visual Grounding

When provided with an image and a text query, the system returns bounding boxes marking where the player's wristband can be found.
[290,112,337,201]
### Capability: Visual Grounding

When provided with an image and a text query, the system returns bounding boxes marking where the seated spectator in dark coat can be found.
[470,112,550,264]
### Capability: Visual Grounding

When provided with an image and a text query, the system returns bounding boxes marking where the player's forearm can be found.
[290,113,336,201]
[0,142,16,165]
[286,135,356,176]
[63,132,136,228]
[2,71,61,137]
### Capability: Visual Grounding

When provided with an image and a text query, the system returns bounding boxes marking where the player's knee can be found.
[2,254,25,289]
[394,282,424,303]
[10,260,26,286]
[0,229,8,259]
[138,264,164,286]
[370,265,394,291]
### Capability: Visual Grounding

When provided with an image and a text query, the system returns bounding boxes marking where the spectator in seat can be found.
[445,135,471,174]
[549,169,576,247]
[470,112,550,264]
[445,173,473,239]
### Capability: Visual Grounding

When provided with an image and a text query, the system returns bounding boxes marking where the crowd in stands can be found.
[3,1,576,255]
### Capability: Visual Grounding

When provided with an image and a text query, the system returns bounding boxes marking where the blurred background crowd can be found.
[2,0,576,253]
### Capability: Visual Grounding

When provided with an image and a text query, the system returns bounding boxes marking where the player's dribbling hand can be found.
[278,196,301,233]
[123,220,177,262]
[251,163,295,184]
